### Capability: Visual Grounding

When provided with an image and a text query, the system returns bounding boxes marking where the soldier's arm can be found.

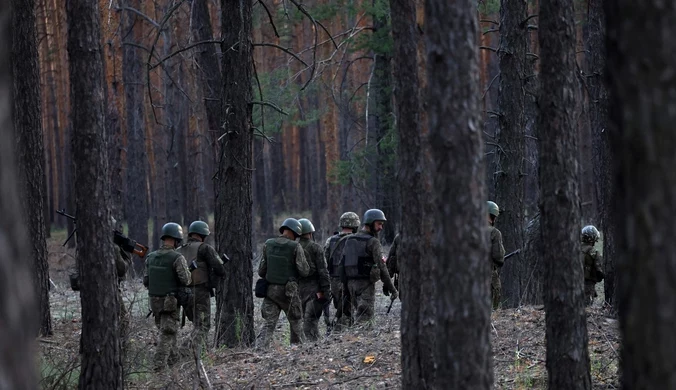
[174,254,192,286]
[323,237,332,262]
[386,235,399,276]
[201,244,226,277]
[314,244,331,293]
[372,239,397,293]
[258,244,268,278]
[491,228,506,266]
[294,244,310,277]
[143,257,150,287]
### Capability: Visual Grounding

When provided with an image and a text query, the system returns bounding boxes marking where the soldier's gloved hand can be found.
[390,289,398,301]
[189,260,198,272]
[383,284,390,296]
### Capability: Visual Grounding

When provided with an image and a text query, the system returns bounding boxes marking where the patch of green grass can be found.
[39,357,80,389]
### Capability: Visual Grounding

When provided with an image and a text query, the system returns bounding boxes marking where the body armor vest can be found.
[265,238,299,285]
[581,244,595,280]
[327,233,350,277]
[178,241,209,286]
[343,233,373,279]
[147,249,181,296]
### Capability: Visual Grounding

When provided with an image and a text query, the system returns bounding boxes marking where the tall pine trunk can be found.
[426,0,492,387]
[215,0,255,348]
[606,1,676,387]
[538,0,591,387]
[66,0,123,387]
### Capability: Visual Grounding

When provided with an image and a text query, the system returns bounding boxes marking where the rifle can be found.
[386,297,395,314]
[504,249,521,260]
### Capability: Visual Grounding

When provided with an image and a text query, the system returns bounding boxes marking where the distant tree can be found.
[426,0,492,387]
[67,0,123,387]
[11,0,52,336]
[606,1,676,387]
[538,0,591,387]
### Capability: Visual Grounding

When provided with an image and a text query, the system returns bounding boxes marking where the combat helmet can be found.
[363,209,387,225]
[581,225,600,244]
[339,212,360,230]
[188,220,210,237]
[298,218,316,235]
[161,222,184,241]
[487,201,500,217]
[279,218,303,237]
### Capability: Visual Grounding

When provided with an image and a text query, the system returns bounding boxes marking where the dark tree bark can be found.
[605,1,676,387]
[586,0,615,308]
[521,213,543,304]
[391,0,435,386]
[495,0,527,308]
[166,68,185,226]
[121,0,149,269]
[11,0,52,337]
[215,0,255,348]
[66,0,123,388]
[426,0,492,387]
[1,7,38,386]
[538,0,591,387]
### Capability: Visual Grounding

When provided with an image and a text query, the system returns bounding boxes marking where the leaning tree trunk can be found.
[495,0,527,309]
[215,0,255,348]
[66,0,123,388]
[1,9,37,386]
[538,0,591,388]
[11,0,52,337]
[606,1,676,387]
[426,0,492,387]
[391,0,435,386]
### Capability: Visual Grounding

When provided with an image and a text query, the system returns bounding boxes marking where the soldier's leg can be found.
[354,281,375,325]
[191,287,212,352]
[584,281,595,306]
[154,307,180,371]
[491,268,502,310]
[284,282,305,344]
[303,295,323,341]
[257,296,281,349]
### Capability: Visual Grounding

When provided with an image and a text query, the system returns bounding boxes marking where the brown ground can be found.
[41,236,620,389]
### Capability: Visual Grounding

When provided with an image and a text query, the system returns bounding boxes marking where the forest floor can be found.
[41,237,620,390]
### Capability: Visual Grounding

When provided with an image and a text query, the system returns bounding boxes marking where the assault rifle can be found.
[56,209,148,257]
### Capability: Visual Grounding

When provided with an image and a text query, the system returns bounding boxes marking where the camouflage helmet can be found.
[161,222,184,241]
[363,209,387,225]
[298,218,315,235]
[487,201,500,217]
[339,212,360,229]
[279,218,303,236]
[581,225,600,244]
[188,220,210,237]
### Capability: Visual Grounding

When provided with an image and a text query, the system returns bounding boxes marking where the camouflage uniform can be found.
[489,226,506,309]
[114,248,132,340]
[144,245,191,371]
[179,237,226,350]
[344,229,397,326]
[385,234,401,297]
[324,232,352,330]
[581,243,603,306]
[298,237,331,341]
[256,236,309,348]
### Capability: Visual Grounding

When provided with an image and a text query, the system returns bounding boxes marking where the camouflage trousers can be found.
[184,284,212,351]
[584,280,597,306]
[347,279,375,326]
[257,282,304,349]
[491,266,502,310]
[330,277,351,330]
[150,296,180,371]
[299,281,324,341]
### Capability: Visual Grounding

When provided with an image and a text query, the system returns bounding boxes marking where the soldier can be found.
[324,212,360,330]
[581,225,604,306]
[343,209,397,326]
[297,218,331,341]
[256,218,310,349]
[143,222,192,372]
[488,201,506,310]
[178,220,226,351]
[384,233,401,299]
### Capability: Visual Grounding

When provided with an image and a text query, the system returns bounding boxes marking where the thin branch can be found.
[252,43,308,67]
[526,52,540,60]
[255,0,280,38]
[520,14,539,27]
[483,28,499,35]
[482,72,500,99]
[250,101,289,116]
[486,110,502,117]
[480,46,498,52]
[116,6,160,28]
[480,19,499,25]
[149,39,224,70]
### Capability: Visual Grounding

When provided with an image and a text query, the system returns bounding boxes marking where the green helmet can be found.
[298,218,315,235]
[188,220,210,237]
[161,222,184,241]
[363,209,387,225]
[581,225,600,244]
[279,218,303,236]
[339,212,360,229]
[487,201,500,217]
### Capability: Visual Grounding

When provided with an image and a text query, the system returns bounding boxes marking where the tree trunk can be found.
[11,0,53,337]
[426,0,492,387]
[121,0,149,270]
[391,0,435,386]
[605,1,676,387]
[538,0,591,387]
[586,0,615,308]
[66,0,123,388]
[521,213,543,304]
[215,0,255,348]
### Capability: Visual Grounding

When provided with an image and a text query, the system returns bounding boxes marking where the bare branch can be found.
[250,101,289,116]
[482,72,500,99]
[116,6,160,28]
[255,0,280,38]
[149,39,224,70]
[480,19,499,25]
[252,43,308,67]
[483,28,499,35]
[521,14,539,26]
[480,46,498,53]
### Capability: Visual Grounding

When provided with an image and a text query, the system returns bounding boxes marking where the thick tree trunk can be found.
[11,0,53,337]
[66,0,123,388]
[391,0,435,386]
[1,9,38,386]
[426,0,492,387]
[495,0,527,308]
[215,0,255,348]
[605,1,676,387]
[538,0,591,387]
